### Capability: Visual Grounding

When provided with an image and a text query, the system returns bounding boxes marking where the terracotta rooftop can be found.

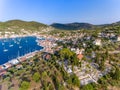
[77,54,83,60]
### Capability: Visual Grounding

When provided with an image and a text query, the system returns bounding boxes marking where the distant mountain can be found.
[51,22,97,30]
[98,21,120,28]
[115,21,120,23]
[0,20,120,32]
[51,21,120,30]
[113,21,120,25]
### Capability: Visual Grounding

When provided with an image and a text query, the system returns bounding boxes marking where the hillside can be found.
[51,22,97,30]
[0,20,120,33]
[0,20,48,28]
[0,20,51,34]
[51,21,120,30]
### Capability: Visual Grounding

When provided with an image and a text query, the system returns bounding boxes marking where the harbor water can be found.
[0,36,43,65]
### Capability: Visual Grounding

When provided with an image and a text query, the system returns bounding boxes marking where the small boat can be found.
[2,43,4,45]
[35,40,38,42]
[19,46,22,48]
[9,44,13,47]
[3,39,7,42]
[14,41,17,43]
[37,37,43,40]
[3,46,8,52]
[25,40,28,43]
[17,42,20,44]
[3,49,8,52]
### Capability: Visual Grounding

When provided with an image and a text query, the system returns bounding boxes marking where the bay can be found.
[0,36,43,65]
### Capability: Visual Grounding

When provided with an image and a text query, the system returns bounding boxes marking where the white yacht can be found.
[3,49,8,52]
[2,42,4,46]
[19,46,22,48]
[9,44,13,47]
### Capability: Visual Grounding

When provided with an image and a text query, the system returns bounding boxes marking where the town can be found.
[0,25,120,90]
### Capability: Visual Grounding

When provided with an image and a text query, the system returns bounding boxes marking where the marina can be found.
[0,36,43,66]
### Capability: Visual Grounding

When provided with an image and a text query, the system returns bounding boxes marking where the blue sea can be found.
[0,36,43,65]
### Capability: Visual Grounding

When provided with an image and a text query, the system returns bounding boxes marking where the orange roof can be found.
[45,54,51,60]
[0,66,3,70]
[0,70,7,76]
[4,63,12,67]
[19,57,26,62]
[77,54,83,60]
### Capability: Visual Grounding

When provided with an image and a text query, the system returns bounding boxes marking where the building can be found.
[116,35,120,41]
[93,39,101,46]
[16,64,23,69]
[0,66,4,71]
[0,70,7,76]
[42,53,51,60]
[19,57,27,62]
[77,54,83,60]
[9,59,19,65]
[3,63,12,69]
[75,48,84,54]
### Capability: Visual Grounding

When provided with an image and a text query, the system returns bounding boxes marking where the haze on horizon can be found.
[0,0,120,25]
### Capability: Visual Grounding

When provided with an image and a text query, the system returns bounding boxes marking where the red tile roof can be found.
[0,70,7,76]
[45,54,51,60]
[0,66,3,71]
[77,54,83,60]
[19,57,26,62]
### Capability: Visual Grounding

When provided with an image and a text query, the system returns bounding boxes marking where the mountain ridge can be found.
[51,21,120,30]
[0,20,120,31]
[51,22,95,30]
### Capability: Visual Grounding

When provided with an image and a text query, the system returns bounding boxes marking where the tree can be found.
[82,84,94,90]
[59,48,78,65]
[71,54,79,66]
[99,55,105,71]
[32,72,40,82]
[58,84,66,90]
[72,74,80,87]
[113,66,120,80]
[67,74,80,87]
[20,81,30,90]
[59,48,74,60]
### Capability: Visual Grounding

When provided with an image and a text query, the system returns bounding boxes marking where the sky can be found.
[0,0,120,25]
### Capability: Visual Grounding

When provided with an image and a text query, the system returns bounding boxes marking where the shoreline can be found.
[0,50,40,76]
[0,35,57,76]
[0,36,46,74]
[0,35,36,40]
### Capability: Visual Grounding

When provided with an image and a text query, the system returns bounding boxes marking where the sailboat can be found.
[3,43,8,52]
[16,42,20,44]
[19,46,22,48]
[25,40,28,43]
[9,44,13,47]
[4,49,8,52]
[8,39,14,47]
[3,47,8,52]
[3,39,7,43]
[2,42,4,46]
[9,42,13,47]
[17,50,20,59]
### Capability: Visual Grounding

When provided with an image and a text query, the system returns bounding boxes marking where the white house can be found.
[116,35,120,41]
[93,39,101,46]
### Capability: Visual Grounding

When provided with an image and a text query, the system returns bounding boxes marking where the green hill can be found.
[51,21,120,30]
[0,20,49,34]
[51,22,96,30]
[0,20,120,33]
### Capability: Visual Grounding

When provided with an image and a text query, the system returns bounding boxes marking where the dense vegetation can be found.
[0,52,81,90]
